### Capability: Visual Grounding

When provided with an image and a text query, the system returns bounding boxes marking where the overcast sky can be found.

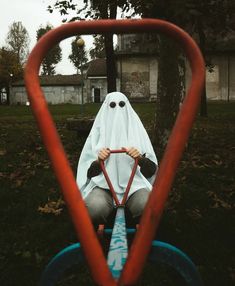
[0,0,95,75]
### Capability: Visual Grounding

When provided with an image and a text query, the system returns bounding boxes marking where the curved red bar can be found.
[99,160,120,206]
[99,149,139,206]
[24,19,205,285]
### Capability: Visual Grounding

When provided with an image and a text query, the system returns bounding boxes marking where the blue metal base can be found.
[39,243,83,286]
[149,241,203,286]
[40,239,203,286]
[107,207,128,279]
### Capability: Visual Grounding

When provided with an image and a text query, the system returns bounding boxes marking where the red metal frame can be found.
[99,149,139,206]
[24,19,205,285]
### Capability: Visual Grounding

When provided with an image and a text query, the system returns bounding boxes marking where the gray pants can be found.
[85,187,150,226]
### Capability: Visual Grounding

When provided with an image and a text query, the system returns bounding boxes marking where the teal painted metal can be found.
[39,243,83,286]
[149,241,203,286]
[107,207,128,279]
[40,240,203,285]
[104,228,136,234]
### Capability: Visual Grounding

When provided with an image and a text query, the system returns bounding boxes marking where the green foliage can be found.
[0,48,23,87]
[68,36,88,73]
[36,24,62,75]
[47,0,129,21]
[89,35,105,59]
[0,48,23,103]
[6,21,30,65]
[128,0,235,44]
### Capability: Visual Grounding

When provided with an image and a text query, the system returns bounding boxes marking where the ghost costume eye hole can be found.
[109,101,116,108]
[119,101,125,108]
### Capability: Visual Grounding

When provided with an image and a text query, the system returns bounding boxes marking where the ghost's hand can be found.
[98,148,111,161]
[126,147,141,159]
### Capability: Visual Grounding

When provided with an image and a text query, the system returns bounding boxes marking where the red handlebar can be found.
[99,149,138,206]
[109,148,127,154]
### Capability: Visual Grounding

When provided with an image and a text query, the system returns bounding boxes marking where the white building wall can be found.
[10,54,235,105]
[88,78,107,102]
[11,85,84,105]
[185,55,235,101]
[120,57,150,99]
[206,64,220,100]
[12,87,28,104]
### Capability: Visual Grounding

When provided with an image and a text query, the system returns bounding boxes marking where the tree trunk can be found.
[197,19,208,117]
[104,33,117,92]
[6,85,10,105]
[200,84,207,117]
[100,2,117,93]
[153,35,185,156]
[0,90,2,105]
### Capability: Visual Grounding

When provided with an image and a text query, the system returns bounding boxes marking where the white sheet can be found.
[76,92,158,201]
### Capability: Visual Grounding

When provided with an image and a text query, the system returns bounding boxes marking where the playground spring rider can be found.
[24,19,205,285]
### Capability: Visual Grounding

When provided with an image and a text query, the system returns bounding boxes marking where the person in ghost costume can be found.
[76,92,158,227]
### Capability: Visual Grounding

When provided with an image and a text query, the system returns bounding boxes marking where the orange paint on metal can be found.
[24,19,205,285]
[99,149,138,206]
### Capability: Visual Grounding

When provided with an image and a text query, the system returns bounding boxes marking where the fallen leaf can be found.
[207,191,233,209]
[186,208,202,220]
[38,198,65,216]
[9,170,22,180]
[0,172,6,178]
[212,160,223,166]
[0,149,6,156]
[15,179,24,187]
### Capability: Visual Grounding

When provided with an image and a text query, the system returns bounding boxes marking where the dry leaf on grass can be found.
[0,149,6,156]
[186,208,202,220]
[207,191,234,210]
[38,198,65,215]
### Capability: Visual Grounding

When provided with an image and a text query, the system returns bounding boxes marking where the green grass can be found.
[0,101,234,286]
